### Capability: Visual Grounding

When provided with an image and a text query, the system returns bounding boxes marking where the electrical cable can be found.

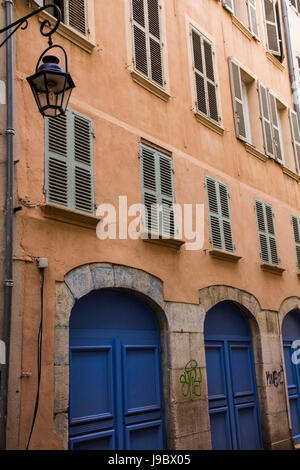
[25,268,44,450]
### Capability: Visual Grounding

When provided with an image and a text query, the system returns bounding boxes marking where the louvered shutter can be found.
[229,58,247,141]
[132,0,163,87]
[263,0,280,56]
[258,81,274,158]
[255,200,279,265]
[140,144,176,237]
[191,28,219,123]
[206,176,234,252]
[222,0,235,14]
[67,0,88,36]
[289,109,300,174]
[292,216,300,271]
[248,0,259,39]
[269,92,283,163]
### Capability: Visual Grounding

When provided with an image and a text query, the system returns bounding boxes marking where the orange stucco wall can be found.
[11,0,300,449]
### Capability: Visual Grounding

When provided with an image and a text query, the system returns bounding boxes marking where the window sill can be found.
[141,232,185,250]
[260,263,285,275]
[40,204,101,229]
[231,16,253,41]
[282,167,299,182]
[38,11,96,54]
[131,70,170,102]
[244,143,268,162]
[209,249,242,263]
[194,111,224,136]
[266,51,285,72]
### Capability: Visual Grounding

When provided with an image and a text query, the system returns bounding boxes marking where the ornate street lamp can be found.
[0,3,75,118]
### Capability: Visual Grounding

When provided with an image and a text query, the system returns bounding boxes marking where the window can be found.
[262,0,284,61]
[131,0,164,88]
[290,0,300,15]
[289,109,300,174]
[205,176,235,253]
[258,81,284,163]
[255,200,280,265]
[222,0,259,39]
[44,109,94,214]
[139,143,176,237]
[43,0,88,36]
[291,216,300,271]
[191,27,219,123]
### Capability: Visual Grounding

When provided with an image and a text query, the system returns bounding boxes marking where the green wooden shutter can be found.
[67,0,88,36]
[263,0,280,56]
[269,91,283,163]
[289,109,300,175]
[292,216,300,271]
[206,176,234,252]
[222,0,235,14]
[255,200,279,265]
[140,144,175,237]
[228,58,247,141]
[258,81,274,158]
[248,0,259,39]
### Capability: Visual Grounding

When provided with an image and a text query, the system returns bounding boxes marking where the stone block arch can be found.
[278,296,300,332]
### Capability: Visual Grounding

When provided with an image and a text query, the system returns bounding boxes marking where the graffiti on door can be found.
[179,359,202,398]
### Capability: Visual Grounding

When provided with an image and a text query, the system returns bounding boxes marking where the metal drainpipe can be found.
[281,0,300,123]
[0,0,14,450]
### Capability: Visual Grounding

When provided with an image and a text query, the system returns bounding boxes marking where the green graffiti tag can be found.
[179,359,202,398]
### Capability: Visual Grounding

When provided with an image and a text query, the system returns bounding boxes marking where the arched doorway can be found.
[204,301,263,450]
[68,289,165,450]
[282,310,300,446]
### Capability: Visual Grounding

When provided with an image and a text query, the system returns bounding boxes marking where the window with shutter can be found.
[229,58,248,142]
[248,0,259,39]
[45,109,94,215]
[221,0,259,39]
[205,176,235,253]
[262,0,284,59]
[43,0,88,36]
[255,200,280,265]
[131,0,164,87]
[191,27,219,123]
[258,82,284,162]
[289,109,300,174]
[139,144,176,238]
[292,216,300,271]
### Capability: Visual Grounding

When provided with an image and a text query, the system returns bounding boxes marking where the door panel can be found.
[283,340,300,445]
[125,420,164,450]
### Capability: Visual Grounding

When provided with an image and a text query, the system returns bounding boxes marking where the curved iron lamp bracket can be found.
[35,43,69,73]
[0,4,61,48]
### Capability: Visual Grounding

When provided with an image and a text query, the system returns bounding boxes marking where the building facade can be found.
[1,0,300,450]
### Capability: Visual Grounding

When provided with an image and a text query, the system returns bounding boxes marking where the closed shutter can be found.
[206,176,234,252]
[263,0,280,56]
[67,0,88,36]
[191,28,219,123]
[140,144,176,237]
[292,216,300,271]
[289,109,300,175]
[269,91,283,163]
[248,0,259,39]
[228,58,247,141]
[255,200,279,265]
[132,0,164,87]
[45,109,94,214]
[222,0,235,14]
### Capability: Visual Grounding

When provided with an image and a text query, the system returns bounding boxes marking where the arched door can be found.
[204,301,263,450]
[282,310,300,446]
[68,289,165,450]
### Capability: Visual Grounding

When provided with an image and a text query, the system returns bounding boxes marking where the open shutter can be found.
[229,58,247,141]
[289,109,300,174]
[255,200,279,265]
[72,111,94,214]
[206,177,234,252]
[203,39,218,122]
[67,0,88,36]
[269,92,283,163]
[292,216,300,271]
[45,114,69,207]
[258,81,274,158]
[148,0,163,86]
[248,0,259,39]
[263,0,280,56]
[222,0,235,14]
[192,29,206,115]
[140,145,159,234]
[159,153,175,237]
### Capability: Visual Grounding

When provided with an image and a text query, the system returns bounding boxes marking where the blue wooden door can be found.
[68,289,165,450]
[282,310,300,445]
[205,301,263,450]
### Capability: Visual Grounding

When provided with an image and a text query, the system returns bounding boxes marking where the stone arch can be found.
[278,296,300,333]
[53,263,169,449]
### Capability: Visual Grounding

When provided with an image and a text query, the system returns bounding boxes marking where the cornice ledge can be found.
[141,232,185,250]
[282,166,299,182]
[232,16,253,41]
[260,263,285,276]
[244,143,268,162]
[209,249,242,263]
[194,111,224,136]
[131,70,170,102]
[266,51,285,71]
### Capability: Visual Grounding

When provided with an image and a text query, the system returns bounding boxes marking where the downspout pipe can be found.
[281,0,300,124]
[0,0,14,450]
